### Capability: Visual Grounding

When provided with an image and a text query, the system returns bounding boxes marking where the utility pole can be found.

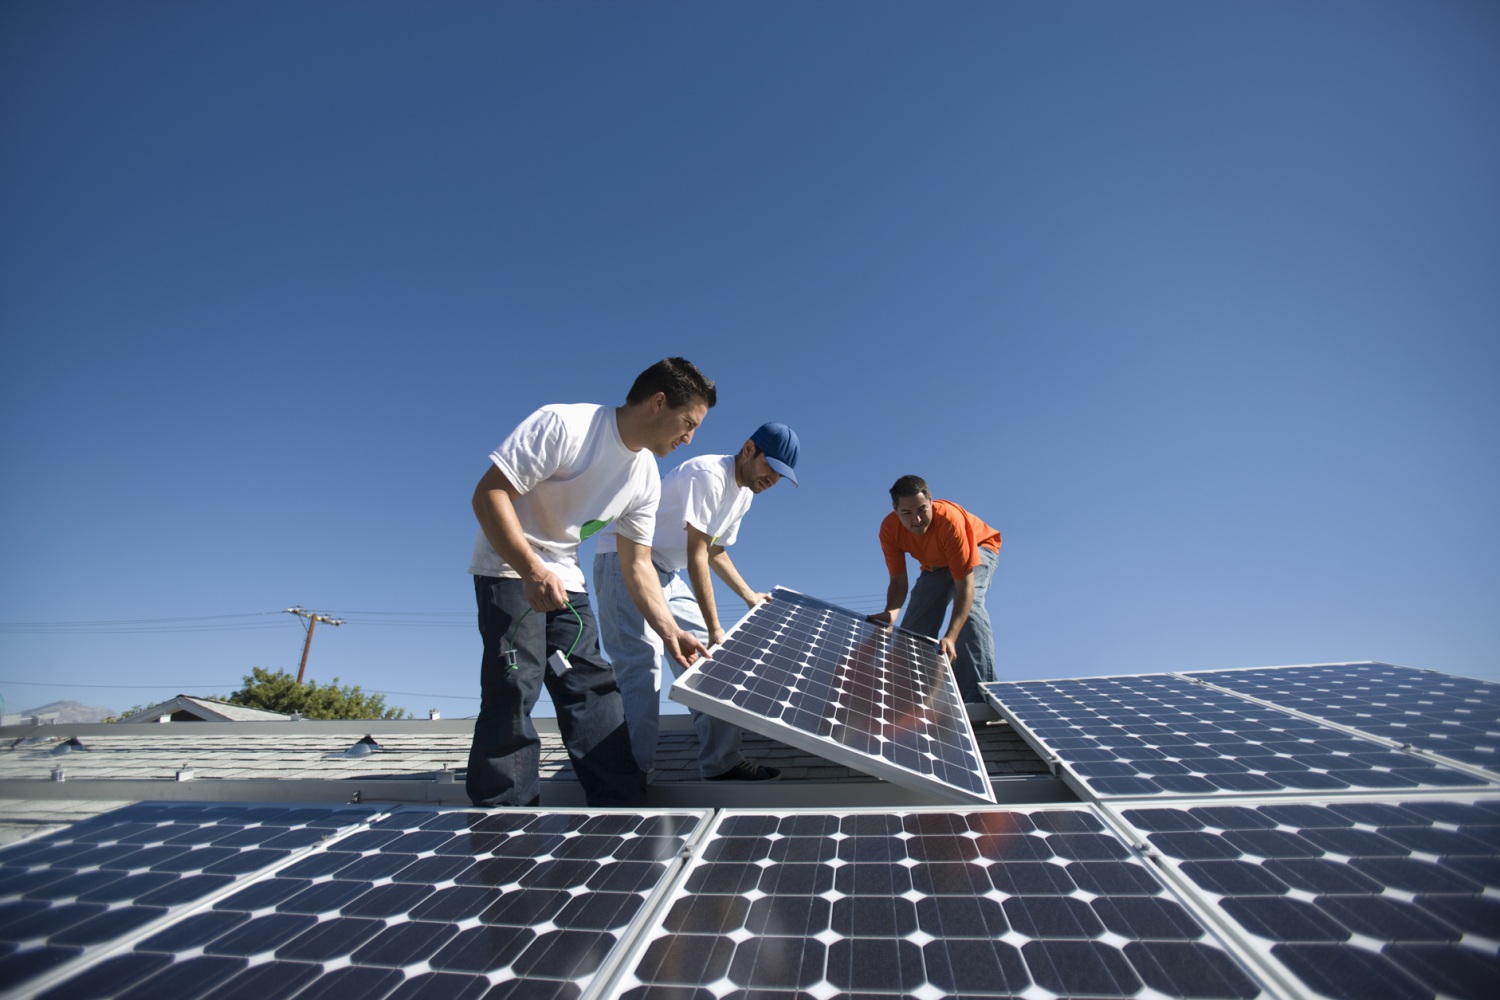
[284,607,345,684]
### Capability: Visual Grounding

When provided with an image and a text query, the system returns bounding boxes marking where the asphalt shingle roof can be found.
[0,715,1055,840]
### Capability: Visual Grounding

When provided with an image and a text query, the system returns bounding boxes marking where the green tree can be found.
[217,667,409,720]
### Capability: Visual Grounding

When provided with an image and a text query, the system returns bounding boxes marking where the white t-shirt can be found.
[468,403,659,592]
[596,454,753,573]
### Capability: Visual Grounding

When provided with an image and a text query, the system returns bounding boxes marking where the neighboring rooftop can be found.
[114,695,291,724]
[4,700,112,726]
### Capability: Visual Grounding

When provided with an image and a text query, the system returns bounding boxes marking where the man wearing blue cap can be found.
[593,422,800,781]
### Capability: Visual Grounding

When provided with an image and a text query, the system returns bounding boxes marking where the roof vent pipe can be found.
[342,735,383,758]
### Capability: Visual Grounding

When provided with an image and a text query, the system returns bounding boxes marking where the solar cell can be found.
[614,806,1267,999]
[983,674,1494,800]
[0,801,382,996]
[34,807,708,1000]
[1183,663,1500,773]
[1112,794,1500,1000]
[671,587,996,804]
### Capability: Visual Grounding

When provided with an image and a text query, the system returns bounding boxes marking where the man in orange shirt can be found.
[869,475,1001,702]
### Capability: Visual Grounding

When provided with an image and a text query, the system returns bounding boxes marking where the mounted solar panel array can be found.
[11,805,710,1000]
[0,802,384,995]
[1110,795,1500,1000]
[981,662,1500,999]
[7,795,1499,999]
[982,671,1494,801]
[1185,663,1500,772]
[7,660,1496,1000]
[671,587,995,805]
[615,805,1266,999]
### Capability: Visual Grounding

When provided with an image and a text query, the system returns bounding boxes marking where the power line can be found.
[338,612,469,629]
[0,679,243,688]
[0,625,292,635]
[340,611,470,617]
[0,610,469,634]
[0,613,282,626]
[0,677,476,701]
[0,599,891,635]
[0,612,291,634]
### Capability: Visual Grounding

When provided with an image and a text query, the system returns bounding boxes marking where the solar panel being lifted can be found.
[983,673,1494,800]
[671,587,996,805]
[1184,662,1500,773]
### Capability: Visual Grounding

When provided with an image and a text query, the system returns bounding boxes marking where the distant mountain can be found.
[18,700,115,724]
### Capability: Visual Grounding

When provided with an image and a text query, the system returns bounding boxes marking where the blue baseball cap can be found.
[750,422,800,486]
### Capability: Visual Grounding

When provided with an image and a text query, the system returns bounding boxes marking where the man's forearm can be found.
[472,466,566,610]
[615,536,709,669]
[884,576,908,614]
[617,538,683,640]
[867,575,907,626]
[473,467,568,612]
[625,563,679,640]
[708,549,759,606]
[946,571,976,642]
[474,490,543,580]
[686,547,722,637]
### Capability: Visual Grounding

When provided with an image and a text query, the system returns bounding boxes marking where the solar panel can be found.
[32,806,708,1000]
[1183,663,1500,773]
[0,802,384,996]
[983,674,1494,800]
[670,588,995,805]
[1111,794,1500,1000]
[613,806,1267,999]
[12,659,1496,1000]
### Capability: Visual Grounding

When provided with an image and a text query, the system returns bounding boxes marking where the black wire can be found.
[0,679,244,688]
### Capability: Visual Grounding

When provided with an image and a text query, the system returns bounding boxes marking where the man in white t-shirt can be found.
[593,422,801,781]
[466,357,716,808]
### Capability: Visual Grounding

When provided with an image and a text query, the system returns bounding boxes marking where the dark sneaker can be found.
[706,759,781,781]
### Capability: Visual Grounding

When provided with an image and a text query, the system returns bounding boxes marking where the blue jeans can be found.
[900,546,999,702]
[593,552,745,777]
[466,576,646,808]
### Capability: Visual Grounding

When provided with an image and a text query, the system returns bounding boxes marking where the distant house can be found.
[0,712,58,727]
[115,694,291,724]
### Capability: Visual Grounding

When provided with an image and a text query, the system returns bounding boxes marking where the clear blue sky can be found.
[2,0,1496,720]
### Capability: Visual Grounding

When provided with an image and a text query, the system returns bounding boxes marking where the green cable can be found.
[503,602,584,665]
[563,600,584,657]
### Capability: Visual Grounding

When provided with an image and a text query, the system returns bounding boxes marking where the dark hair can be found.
[889,475,930,503]
[626,357,717,409]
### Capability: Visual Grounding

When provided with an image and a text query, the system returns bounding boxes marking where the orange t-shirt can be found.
[880,499,1001,580]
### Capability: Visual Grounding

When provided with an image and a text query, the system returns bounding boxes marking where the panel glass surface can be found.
[983,674,1492,800]
[0,801,381,995]
[35,807,706,1000]
[1114,795,1500,1000]
[672,588,995,804]
[616,806,1265,999]
[1183,663,1500,773]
